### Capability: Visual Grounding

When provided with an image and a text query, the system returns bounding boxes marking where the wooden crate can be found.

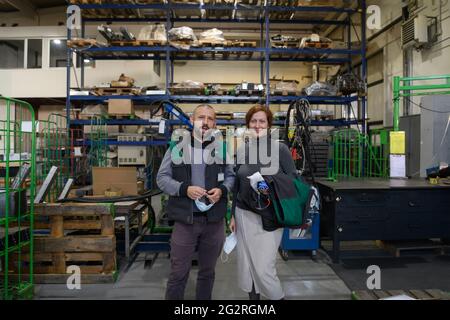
[11,203,117,284]
[352,289,450,300]
[377,240,450,258]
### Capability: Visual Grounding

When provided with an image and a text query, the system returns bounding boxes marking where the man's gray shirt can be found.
[156,144,235,203]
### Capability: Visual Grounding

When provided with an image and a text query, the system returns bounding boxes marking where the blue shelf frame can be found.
[67,0,368,144]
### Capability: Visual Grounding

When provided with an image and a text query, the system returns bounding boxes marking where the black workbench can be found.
[317,178,450,262]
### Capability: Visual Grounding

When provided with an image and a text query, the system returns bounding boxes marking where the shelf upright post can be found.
[264,3,270,107]
[81,18,85,88]
[360,0,367,135]
[166,0,172,95]
[66,10,72,129]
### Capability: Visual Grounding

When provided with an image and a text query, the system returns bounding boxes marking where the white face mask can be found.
[221,232,237,263]
[195,198,214,212]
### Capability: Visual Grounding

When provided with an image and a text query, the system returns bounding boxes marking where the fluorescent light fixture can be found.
[53,39,62,45]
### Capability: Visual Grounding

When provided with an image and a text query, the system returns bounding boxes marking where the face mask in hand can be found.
[195,198,214,212]
[221,232,237,263]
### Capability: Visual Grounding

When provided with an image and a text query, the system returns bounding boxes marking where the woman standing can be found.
[230,105,298,300]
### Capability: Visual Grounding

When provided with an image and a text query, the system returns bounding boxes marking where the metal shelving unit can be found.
[67,0,368,143]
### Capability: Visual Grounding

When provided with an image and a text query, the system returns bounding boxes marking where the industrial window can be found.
[49,39,67,68]
[76,54,95,68]
[0,39,25,69]
[27,39,42,69]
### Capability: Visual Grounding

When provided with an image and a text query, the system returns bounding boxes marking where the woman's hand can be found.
[229,216,236,233]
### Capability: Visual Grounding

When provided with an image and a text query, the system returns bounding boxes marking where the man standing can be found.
[157,105,235,300]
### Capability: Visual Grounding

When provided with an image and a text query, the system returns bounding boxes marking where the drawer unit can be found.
[318,179,450,262]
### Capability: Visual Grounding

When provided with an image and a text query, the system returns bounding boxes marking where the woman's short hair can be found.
[245,105,273,128]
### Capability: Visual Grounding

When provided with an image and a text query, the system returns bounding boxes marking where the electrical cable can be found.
[285,98,316,182]
[58,190,163,203]
[403,97,450,114]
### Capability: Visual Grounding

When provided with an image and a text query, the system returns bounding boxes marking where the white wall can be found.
[364,0,450,126]
[0,26,162,98]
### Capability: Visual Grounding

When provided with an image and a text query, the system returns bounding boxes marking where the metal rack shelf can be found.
[67,0,368,144]
[74,46,358,64]
[72,119,359,128]
[69,94,358,105]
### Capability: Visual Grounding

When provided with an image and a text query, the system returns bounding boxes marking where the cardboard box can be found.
[92,167,138,196]
[108,99,134,115]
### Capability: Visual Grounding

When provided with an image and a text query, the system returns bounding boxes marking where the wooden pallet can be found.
[271,40,300,49]
[198,40,230,47]
[16,203,117,284]
[169,87,205,95]
[105,113,137,119]
[110,39,167,47]
[204,0,234,19]
[67,38,102,49]
[172,0,203,19]
[377,240,450,258]
[229,40,257,48]
[135,0,166,3]
[92,87,141,96]
[302,41,332,49]
[71,0,141,18]
[234,90,265,96]
[352,289,450,300]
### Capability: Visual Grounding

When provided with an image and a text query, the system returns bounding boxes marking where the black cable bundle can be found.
[58,190,163,203]
[284,99,316,182]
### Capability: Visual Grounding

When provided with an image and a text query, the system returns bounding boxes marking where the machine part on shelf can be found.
[303,81,338,96]
[117,73,135,87]
[57,178,74,201]
[120,27,136,41]
[337,72,367,96]
[300,34,333,49]
[118,135,150,166]
[234,82,265,96]
[10,163,31,190]
[98,25,121,42]
[34,166,59,204]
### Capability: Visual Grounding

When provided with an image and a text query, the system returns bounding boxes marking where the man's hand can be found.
[207,188,222,204]
[187,186,207,200]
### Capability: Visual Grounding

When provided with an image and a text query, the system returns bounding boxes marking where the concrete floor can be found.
[34,251,351,300]
[35,195,351,300]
